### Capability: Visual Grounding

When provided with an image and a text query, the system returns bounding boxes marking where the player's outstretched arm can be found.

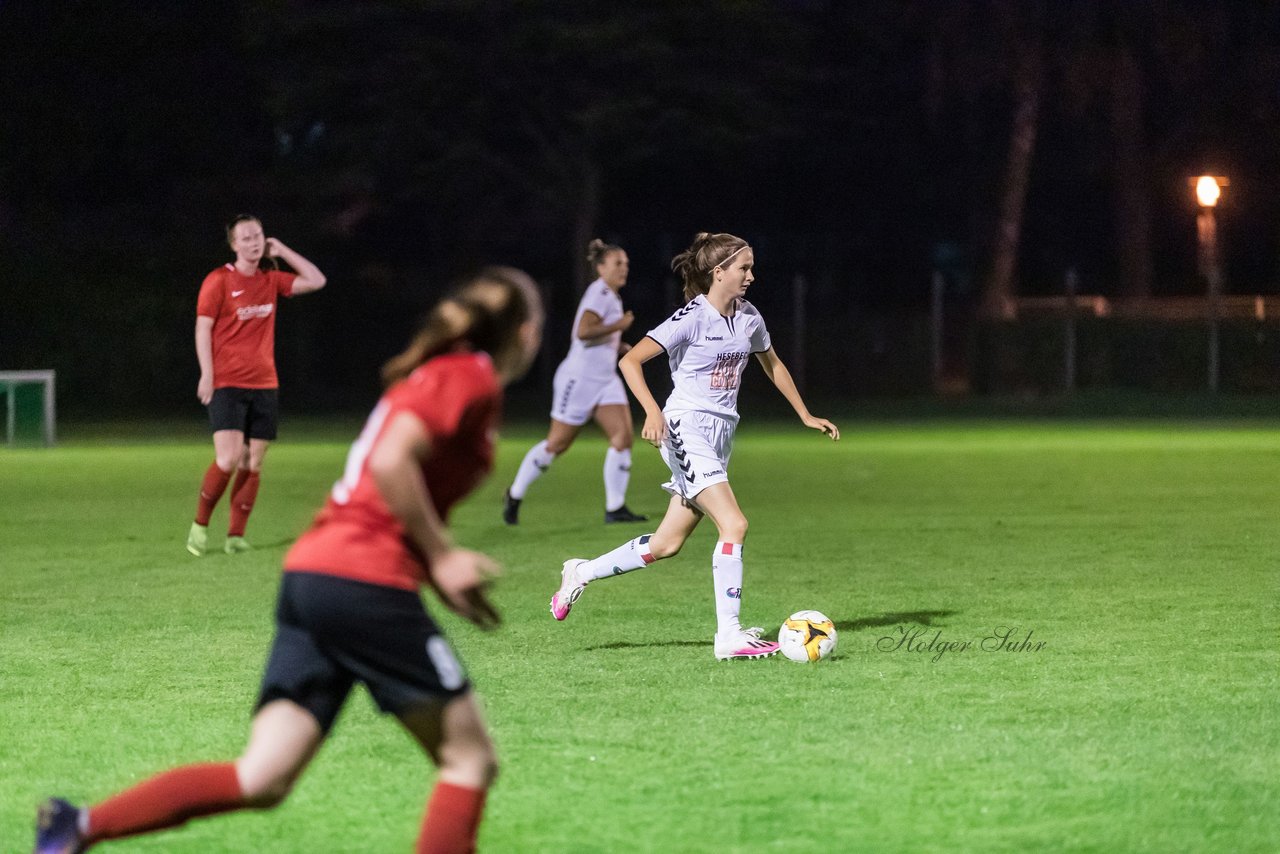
[753,348,840,441]
[367,410,501,628]
[266,237,327,294]
[619,336,667,447]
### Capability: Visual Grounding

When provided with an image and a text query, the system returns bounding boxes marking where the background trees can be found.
[3,1,1279,410]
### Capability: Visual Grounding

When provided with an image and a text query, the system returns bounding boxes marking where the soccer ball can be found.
[777,610,838,662]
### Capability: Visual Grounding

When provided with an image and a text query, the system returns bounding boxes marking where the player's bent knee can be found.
[441,748,499,789]
[719,517,748,543]
[235,762,300,809]
[545,437,573,455]
[239,777,294,810]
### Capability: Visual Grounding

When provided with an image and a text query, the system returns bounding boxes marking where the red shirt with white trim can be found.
[196,264,297,389]
[283,351,501,591]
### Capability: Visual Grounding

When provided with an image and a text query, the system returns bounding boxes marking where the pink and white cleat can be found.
[550,559,588,621]
[713,626,780,661]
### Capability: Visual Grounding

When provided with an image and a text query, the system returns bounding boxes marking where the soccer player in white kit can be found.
[504,240,648,524]
[550,232,840,660]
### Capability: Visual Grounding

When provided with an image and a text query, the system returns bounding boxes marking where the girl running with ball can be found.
[550,232,839,661]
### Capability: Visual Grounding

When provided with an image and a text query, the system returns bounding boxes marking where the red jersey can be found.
[196,264,297,389]
[283,351,501,591]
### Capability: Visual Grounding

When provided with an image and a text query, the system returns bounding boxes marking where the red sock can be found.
[417,782,487,854]
[87,762,243,843]
[227,470,260,537]
[195,463,232,526]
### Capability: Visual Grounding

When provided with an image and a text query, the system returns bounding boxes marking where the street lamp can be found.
[1194,175,1227,393]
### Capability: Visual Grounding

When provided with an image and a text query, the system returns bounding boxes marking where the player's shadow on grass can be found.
[835,610,956,633]
[584,640,707,651]
[581,612,957,650]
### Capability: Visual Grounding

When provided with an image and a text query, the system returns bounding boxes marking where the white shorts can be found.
[659,410,735,500]
[550,362,628,426]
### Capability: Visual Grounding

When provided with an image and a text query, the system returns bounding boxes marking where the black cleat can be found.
[604,505,648,523]
[502,490,521,525]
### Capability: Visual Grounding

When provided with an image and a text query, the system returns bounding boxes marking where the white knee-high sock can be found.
[712,541,744,636]
[510,440,556,500]
[579,534,656,582]
[603,447,632,511]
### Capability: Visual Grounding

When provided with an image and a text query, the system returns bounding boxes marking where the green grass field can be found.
[2,419,1278,852]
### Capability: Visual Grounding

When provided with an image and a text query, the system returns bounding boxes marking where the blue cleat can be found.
[34,797,84,854]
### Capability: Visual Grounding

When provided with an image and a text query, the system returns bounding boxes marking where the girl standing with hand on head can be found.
[187,214,327,557]
[549,232,839,661]
[37,268,543,854]
[503,239,648,525]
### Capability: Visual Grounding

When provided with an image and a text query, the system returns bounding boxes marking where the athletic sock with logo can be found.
[417,781,487,854]
[603,447,632,512]
[195,462,232,525]
[227,470,260,537]
[86,762,244,842]
[580,534,656,582]
[510,440,556,500]
[712,541,744,636]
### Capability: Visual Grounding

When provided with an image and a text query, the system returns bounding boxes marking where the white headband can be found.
[714,244,748,270]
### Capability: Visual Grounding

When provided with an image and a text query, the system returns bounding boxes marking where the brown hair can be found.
[586,238,624,271]
[225,214,277,270]
[381,266,542,387]
[670,232,749,302]
[225,213,260,244]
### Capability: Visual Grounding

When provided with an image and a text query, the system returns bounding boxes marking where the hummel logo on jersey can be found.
[704,335,724,341]
[231,290,245,297]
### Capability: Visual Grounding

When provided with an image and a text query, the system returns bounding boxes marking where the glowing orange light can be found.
[1196,176,1221,208]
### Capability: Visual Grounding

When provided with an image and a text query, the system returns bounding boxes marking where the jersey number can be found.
[332,400,392,504]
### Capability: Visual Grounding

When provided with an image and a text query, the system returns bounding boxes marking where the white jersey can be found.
[560,278,625,381]
[646,295,771,422]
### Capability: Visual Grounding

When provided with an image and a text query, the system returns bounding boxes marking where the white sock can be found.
[603,447,632,511]
[712,541,744,637]
[580,534,656,582]
[510,440,556,500]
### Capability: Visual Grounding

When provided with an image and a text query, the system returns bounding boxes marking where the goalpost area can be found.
[0,370,56,447]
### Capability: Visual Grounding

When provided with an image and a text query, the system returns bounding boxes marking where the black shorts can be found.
[255,572,471,733]
[208,387,279,440]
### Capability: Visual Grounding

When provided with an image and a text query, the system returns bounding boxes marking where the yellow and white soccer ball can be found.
[777,610,837,662]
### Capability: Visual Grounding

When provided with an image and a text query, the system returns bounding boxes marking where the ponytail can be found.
[381,267,541,387]
[670,232,749,302]
[586,238,623,276]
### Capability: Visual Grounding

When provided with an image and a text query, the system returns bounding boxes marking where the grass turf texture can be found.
[2,420,1277,852]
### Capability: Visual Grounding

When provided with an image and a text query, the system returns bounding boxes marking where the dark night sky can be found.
[3,1,1280,409]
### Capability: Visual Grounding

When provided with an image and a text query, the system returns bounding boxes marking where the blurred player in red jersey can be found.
[36,268,544,854]
[187,214,327,557]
